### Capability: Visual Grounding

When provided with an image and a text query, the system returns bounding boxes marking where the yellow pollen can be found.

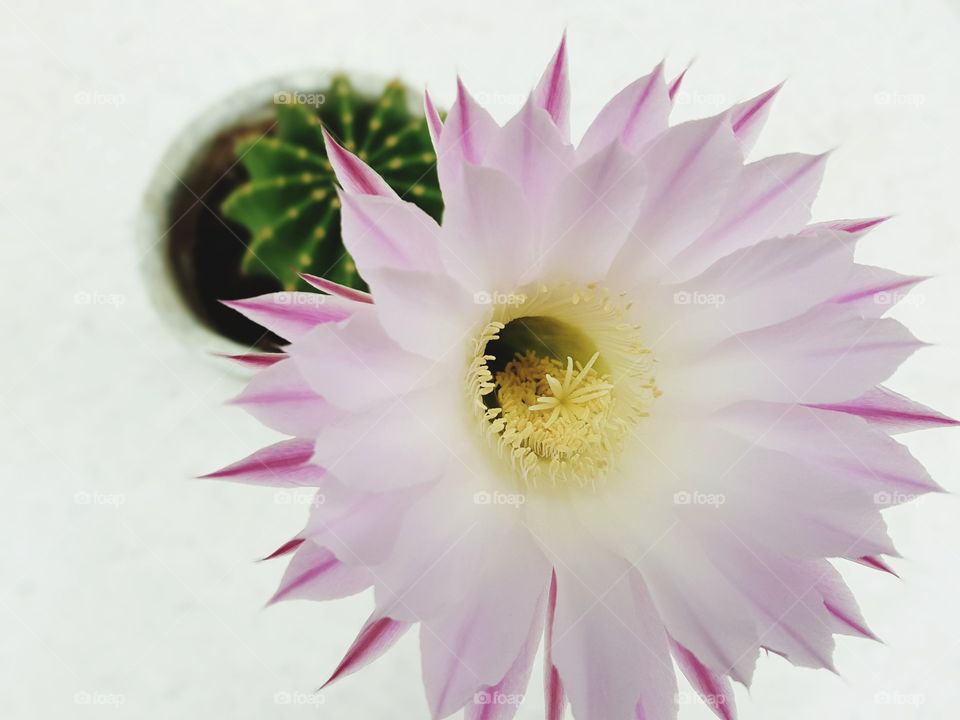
[466,284,658,490]
[491,350,625,486]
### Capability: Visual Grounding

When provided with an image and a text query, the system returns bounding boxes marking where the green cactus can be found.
[222,75,443,292]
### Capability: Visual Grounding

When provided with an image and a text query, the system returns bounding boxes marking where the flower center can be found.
[467,284,658,490]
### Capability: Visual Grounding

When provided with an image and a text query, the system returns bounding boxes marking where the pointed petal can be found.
[669,637,737,720]
[705,550,839,672]
[259,537,305,562]
[421,536,550,718]
[200,438,324,486]
[578,62,670,160]
[312,388,454,492]
[552,557,677,720]
[289,307,437,412]
[424,88,444,147]
[855,555,900,577]
[229,360,341,438]
[440,163,536,290]
[809,386,959,434]
[665,229,856,347]
[673,152,829,277]
[268,541,370,604]
[720,402,942,499]
[299,273,373,303]
[690,305,924,406]
[338,189,444,276]
[221,292,351,342]
[541,139,647,282]
[322,615,412,688]
[364,266,478,357]
[639,529,759,686]
[336,191,480,357]
[826,266,927,318]
[816,566,879,641]
[484,97,576,211]
[668,64,691,101]
[322,127,396,197]
[801,216,891,236]
[465,587,547,720]
[532,34,570,138]
[215,352,287,368]
[729,83,783,153]
[301,479,429,566]
[436,79,499,194]
[610,114,742,286]
[544,572,567,720]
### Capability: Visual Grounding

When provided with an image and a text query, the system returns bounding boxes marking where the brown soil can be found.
[166,117,283,349]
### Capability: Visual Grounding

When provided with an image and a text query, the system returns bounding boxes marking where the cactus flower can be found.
[208,37,953,720]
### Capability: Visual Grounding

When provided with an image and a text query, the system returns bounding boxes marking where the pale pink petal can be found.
[424,89,444,147]
[650,521,840,673]
[707,550,839,672]
[544,572,567,720]
[720,402,941,498]
[289,307,438,411]
[464,588,546,720]
[436,78,499,192]
[800,216,891,237]
[551,552,677,720]
[259,538,304,561]
[815,565,879,641]
[301,479,430,566]
[854,555,899,577]
[809,386,958,434]
[338,191,444,276]
[638,528,759,686]
[531,33,571,138]
[615,434,858,672]
[200,438,324,486]
[322,614,413,688]
[299,272,373,304]
[420,537,550,718]
[335,192,479,355]
[667,65,690,101]
[669,636,737,720]
[322,127,397,197]
[675,427,898,560]
[215,352,287,368]
[664,230,856,347]
[229,360,341,437]
[221,292,351,342]
[374,481,540,621]
[690,305,925,405]
[311,388,455,493]
[439,163,537,291]
[577,62,670,161]
[826,265,927,318]
[484,97,576,213]
[609,114,742,287]
[672,152,829,277]
[729,84,783,154]
[268,541,370,604]
[540,139,647,283]
[364,266,480,357]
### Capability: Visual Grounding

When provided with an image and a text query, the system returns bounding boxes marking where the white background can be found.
[1,0,959,718]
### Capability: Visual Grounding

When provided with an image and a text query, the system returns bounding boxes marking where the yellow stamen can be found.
[465,284,658,490]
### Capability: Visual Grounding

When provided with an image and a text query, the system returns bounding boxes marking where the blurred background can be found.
[1,0,958,717]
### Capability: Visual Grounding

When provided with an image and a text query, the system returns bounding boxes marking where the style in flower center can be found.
[467,284,659,490]
[494,349,622,480]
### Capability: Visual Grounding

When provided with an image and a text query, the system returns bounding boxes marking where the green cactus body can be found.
[222,75,442,291]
